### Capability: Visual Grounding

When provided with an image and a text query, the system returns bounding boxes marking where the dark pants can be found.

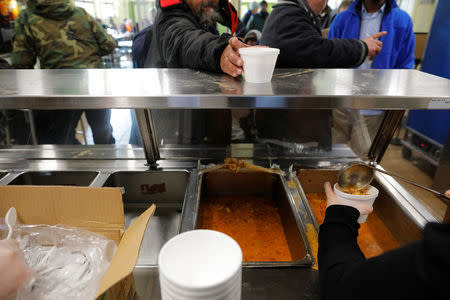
[35,110,81,144]
[34,109,114,145]
[129,109,142,146]
[85,109,115,144]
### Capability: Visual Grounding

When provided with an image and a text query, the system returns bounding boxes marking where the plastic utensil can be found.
[338,161,450,203]
[5,207,17,239]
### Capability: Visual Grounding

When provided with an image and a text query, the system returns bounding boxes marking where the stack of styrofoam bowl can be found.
[158,229,243,300]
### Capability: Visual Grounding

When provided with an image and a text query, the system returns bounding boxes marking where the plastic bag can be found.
[0,219,116,300]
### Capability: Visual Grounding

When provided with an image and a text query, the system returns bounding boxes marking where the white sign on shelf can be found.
[427,98,450,109]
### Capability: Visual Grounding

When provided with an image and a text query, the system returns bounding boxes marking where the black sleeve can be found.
[318,205,449,300]
[261,7,367,68]
[156,15,231,72]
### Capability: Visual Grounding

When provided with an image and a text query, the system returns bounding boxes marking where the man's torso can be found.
[18,8,104,69]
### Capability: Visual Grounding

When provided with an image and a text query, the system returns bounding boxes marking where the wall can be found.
[411,0,437,33]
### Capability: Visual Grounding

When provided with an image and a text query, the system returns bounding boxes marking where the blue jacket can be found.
[328,0,414,69]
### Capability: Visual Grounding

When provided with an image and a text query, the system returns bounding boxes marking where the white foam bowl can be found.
[159,230,242,299]
[160,270,241,298]
[333,183,379,223]
[239,47,280,83]
[160,274,241,300]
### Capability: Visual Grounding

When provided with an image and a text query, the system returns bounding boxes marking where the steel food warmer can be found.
[0,68,449,299]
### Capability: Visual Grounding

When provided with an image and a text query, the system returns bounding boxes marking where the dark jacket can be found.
[260,0,367,68]
[328,0,415,69]
[319,205,450,300]
[242,9,253,26]
[247,11,268,32]
[146,2,231,71]
[132,25,153,68]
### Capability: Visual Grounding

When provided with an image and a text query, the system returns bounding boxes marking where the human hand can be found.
[324,181,373,216]
[220,37,249,77]
[0,240,34,299]
[363,31,387,60]
[445,190,450,198]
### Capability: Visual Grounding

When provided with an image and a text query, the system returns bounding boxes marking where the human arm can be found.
[0,240,34,299]
[318,185,450,300]
[86,12,117,56]
[260,7,367,68]
[11,12,37,69]
[157,15,247,76]
[327,12,385,62]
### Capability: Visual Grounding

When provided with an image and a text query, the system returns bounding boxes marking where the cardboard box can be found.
[0,185,155,300]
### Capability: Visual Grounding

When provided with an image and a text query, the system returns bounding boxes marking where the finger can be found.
[229,37,249,50]
[223,58,242,77]
[227,50,243,67]
[377,45,383,53]
[375,40,382,47]
[324,182,335,200]
[356,204,373,216]
[371,31,387,39]
[225,56,243,76]
[445,190,450,198]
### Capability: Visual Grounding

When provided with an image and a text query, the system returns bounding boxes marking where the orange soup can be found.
[197,195,296,262]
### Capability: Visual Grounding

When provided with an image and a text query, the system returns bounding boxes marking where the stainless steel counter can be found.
[133,266,320,300]
[0,144,357,163]
[1,68,449,109]
[0,146,438,300]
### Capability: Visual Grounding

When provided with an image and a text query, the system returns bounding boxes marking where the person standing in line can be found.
[242,1,259,27]
[328,0,414,69]
[247,1,269,32]
[12,0,117,145]
[328,0,414,142]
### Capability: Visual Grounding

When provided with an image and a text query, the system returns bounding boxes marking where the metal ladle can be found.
[338,161,450,203]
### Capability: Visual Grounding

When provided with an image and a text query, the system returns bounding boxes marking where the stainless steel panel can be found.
[0,172,6,180]
[0,145,146,160]
[111,171,190,266]
[181,170,313,267]
[1,69,449,109]
[0,172,22,185]
[296,169,423,245]
[8,171,98,186]
[102,171,189,206]
[126,208,181,266]
[133,266,320,300]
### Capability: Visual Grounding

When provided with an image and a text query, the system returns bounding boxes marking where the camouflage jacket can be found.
[12,0,117,69]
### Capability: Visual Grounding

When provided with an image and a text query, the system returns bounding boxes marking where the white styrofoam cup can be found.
[239,47,280,83]
[333,183,379,223]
